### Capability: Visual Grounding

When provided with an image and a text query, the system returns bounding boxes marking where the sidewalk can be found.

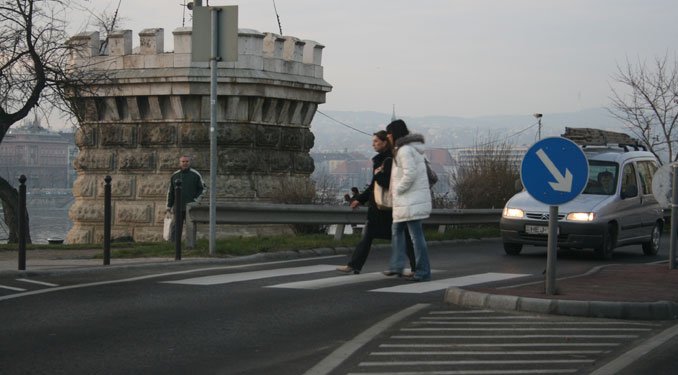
[445,262,678,320]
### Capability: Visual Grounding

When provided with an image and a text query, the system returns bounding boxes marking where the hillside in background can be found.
[310,107,628,152]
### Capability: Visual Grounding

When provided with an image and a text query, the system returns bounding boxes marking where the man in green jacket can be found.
[166,155,205,241]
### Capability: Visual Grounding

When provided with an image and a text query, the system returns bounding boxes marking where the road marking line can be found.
[359,359,594,366]
[162,265,337,285]
[15,278,59,287]
[428,310,494,314]
[370,273,530,294]
[392,335,639,339]
[419,317,658,325]
[302,303,430,375]
[590,322,678,375]
[0,284,27,292]
[347,370,577,375]
[0,256,343,302]
[266,272,386,289]
[371,350,604,355]
[380,343,620,348]
[401,327,651,332]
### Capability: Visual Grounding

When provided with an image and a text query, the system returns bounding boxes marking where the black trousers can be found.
[170,211,186,242]
[347,222,416,272]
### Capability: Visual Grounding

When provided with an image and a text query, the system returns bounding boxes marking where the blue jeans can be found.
[389,220,431,280]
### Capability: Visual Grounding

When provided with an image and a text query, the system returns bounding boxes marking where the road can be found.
[0,238,675,374]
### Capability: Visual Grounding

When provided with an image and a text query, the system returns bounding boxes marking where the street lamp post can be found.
[534,113,543,140]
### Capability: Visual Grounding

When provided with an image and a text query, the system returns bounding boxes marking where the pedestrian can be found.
[383,119,432,281]
[336,130,416,274]
[166,155,206,241]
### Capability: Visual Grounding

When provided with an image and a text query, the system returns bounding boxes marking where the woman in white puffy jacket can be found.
[383,119,432,281]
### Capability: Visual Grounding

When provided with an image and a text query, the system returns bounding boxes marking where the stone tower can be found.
[65,27,331,243]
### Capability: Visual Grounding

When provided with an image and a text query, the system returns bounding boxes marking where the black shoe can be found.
[382,270,403,277]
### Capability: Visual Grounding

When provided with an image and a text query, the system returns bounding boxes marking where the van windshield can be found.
[582,161,619,195]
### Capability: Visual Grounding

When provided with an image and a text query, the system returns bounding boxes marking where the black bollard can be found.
[103,176,112,265]
[18,175,26,271]
[174,179,182,261]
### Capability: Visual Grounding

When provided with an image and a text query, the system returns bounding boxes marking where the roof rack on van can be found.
[562,127,644,150]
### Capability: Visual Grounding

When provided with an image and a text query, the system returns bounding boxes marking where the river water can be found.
[0,208,72,244]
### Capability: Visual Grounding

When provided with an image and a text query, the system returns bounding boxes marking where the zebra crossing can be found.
[162,264,530,294]
[342,308,661,375]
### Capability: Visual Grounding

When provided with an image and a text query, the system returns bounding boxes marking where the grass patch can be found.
[0,225,499,259]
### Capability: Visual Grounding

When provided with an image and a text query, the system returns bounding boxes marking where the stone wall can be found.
[65,27,332,243]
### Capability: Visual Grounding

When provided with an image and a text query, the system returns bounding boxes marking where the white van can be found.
[500,144,663,259]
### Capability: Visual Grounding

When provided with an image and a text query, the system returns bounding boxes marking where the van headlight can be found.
[566,212,595,222]
[503,207,524,219]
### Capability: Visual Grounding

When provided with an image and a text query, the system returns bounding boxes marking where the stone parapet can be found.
[65,26,331,244]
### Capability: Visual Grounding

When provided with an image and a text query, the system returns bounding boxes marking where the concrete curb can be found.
[444,287,678,320]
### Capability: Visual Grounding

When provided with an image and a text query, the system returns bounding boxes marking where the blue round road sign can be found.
[521,137,589,205]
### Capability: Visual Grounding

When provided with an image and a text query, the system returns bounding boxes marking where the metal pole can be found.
[103,176,112,265]
[545,205,558,295]
[209,7,220,256]
[175,179,183,261]
[670,165,678,269]
[18,175,26,271]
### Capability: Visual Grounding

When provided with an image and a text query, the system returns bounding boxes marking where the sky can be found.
[74,0,678,118]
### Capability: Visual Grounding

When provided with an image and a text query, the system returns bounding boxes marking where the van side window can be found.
[636,160,658,195]
[621,163,638,198]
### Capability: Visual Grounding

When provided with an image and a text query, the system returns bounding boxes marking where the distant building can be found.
[0,116,76,189]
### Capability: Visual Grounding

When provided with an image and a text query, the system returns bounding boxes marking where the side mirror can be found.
[621,184,638,199]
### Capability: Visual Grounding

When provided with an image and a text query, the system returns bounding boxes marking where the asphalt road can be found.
[0,238,675,374]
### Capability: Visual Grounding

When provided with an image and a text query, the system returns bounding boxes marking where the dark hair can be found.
[373,130,388,141]
[386,119,409,141]
[351,187,359,194]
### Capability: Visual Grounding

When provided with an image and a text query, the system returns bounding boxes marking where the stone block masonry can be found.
[65,27,332,244]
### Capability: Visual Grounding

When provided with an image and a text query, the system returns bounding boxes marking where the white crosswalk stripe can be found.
[370,273,530,294]
[0,284,26,292]
[161,264,337,285]
[15,278,59,287]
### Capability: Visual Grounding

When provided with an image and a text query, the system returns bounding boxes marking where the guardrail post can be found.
[103,176,112,265]
[174,179,182,261]
[334,224,345,241]
[17,175,26,271]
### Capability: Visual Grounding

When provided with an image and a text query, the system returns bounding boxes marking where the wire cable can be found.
[316,110,372,136]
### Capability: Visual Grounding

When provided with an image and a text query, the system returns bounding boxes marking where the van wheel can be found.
[642,222,662,256]
[595,224,615,260]
[503,243,523,255]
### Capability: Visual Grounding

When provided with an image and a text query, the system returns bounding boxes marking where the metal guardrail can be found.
[185,202,501,248]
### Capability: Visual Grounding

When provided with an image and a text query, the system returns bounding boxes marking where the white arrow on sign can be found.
[536,148,573,192]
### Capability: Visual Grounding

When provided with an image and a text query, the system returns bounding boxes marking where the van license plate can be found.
[525,225,551,235]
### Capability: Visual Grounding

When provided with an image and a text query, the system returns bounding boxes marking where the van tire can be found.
[503,243,523,255]
[642,222,662,256]
[595,224,615,260]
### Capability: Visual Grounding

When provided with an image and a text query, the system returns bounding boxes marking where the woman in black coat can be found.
[336,131,416,274]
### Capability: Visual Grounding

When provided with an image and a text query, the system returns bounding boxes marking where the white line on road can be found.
[359,359,594,366]
[401,328,651,332]
[162,265,337,285]
[370,273,530,294]
[15,278,59,287]
[0,256,344,302]
[418,318,659,325]
[370,350,604,355]
[347,369,578,374]
[266,271,387,289]
[380,343,620,348]
[302,303,430,375]
[0,284,26,292]
[392,335,640,339]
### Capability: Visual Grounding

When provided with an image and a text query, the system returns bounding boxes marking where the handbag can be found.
[373,182,392,210]
[425,158,438,187]
[162,212,173,241]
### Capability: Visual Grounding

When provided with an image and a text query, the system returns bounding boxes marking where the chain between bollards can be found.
[103,176,112,265]
[174,179,182,261]
[18,175,27,271]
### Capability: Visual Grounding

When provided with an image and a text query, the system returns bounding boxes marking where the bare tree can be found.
[0,0,112,242]
[609,54,678,164]
[451,136,520,209]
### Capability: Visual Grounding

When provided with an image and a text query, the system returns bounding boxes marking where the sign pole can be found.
[670,165,678,269]
[208,8,221,256]
[545,205,558,294]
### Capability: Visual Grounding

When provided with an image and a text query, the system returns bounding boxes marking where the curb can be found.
[444,287,678,320]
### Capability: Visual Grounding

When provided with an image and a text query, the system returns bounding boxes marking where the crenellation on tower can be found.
[65,25,331,243]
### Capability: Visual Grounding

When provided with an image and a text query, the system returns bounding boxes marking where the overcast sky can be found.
[78,0,678,118]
